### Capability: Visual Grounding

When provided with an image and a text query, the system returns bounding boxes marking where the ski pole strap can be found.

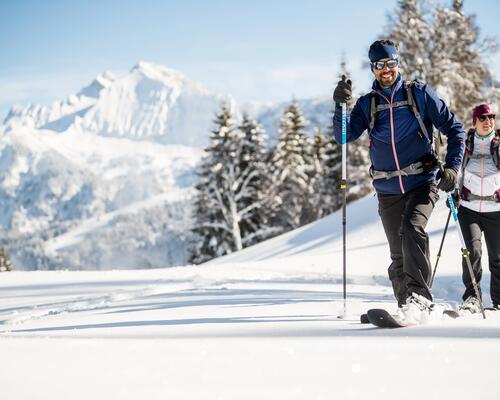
[370,161,424,180]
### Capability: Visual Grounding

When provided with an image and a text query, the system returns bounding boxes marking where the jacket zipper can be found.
[377,87,405,194]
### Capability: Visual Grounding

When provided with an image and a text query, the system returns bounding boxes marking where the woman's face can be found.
[475,113,496,136]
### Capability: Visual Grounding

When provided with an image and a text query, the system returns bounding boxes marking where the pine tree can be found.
[190,106,279,264]
[346,135,371,202]
[190,104,241,264]
[321,134,344,215]
[237,114,279,245]
[386,0,430,82]
[386,0,497,124]
[428,0,495,123]
[307,125,344,219]
[269,102,314,231]
[0,247,12,272]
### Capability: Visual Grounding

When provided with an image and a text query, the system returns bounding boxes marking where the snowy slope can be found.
[0,125,203,270]
[1,194,499,400]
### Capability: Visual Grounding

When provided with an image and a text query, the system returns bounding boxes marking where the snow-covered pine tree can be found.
[386,0,430,82]
[386,0,497,124]
[307,125,343,219]
[427,0,495,123]
[0,247,12,272]
[346,135,371,202]
[237,114,280,246]
[190,105,280,264]
[269,102,314,231]
[190,104,241,264]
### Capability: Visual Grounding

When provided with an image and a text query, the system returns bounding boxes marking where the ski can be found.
[367,309,411,328]
[366,308,460,328]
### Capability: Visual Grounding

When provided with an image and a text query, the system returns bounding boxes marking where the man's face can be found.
[372,58,399,88]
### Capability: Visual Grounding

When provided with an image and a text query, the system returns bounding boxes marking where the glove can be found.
[333,75,352,104]
[437,166,457,192]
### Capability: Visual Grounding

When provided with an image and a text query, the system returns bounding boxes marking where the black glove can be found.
[437,166,457,192]
[333,75,352,104]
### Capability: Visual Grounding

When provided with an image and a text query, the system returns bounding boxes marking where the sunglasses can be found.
[371,59,399,70]
[478,114,496,122]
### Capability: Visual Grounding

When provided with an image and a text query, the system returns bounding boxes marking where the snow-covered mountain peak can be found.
[130,61,211,97]
[2,61,225,146]
[78,71,116,98]
[133,61,183,80]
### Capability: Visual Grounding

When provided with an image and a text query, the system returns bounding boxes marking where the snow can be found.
[1,194,499,399]
[0,61,336,270]
[0,125,203,269]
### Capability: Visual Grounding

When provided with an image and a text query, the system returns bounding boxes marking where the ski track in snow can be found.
[2,195,500,400]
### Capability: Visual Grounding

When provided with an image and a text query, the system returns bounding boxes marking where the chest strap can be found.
[370,161,424,180]
[468,153,493,160]
[460,186,500,203]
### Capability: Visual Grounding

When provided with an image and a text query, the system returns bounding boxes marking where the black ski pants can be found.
[377,182,439,306]
[458,206,500,306]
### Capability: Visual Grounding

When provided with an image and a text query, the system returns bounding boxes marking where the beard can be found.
[377,70,397,88]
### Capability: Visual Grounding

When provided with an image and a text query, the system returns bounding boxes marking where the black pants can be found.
[458,206,500,306]
[377,182,439,306]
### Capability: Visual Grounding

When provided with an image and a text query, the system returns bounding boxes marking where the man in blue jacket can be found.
[333,39,465,320]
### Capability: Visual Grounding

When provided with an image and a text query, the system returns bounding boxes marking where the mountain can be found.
[0,62,240,269]
[3,61,237,147]
[0,61,334,271]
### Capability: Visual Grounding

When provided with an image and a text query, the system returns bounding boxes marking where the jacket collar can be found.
[372,73,402,98]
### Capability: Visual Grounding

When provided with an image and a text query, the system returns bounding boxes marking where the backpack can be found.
[463,128,500,170]
[459,129,500,203]
[368,81,441,176]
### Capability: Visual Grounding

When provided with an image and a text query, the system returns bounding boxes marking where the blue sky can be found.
[1,0,499,120]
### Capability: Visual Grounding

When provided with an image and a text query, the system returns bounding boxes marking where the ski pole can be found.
[339,102,347,318]
[430,208,451,288]
[447,194,486,319]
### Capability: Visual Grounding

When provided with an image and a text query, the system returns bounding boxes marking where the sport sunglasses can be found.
[478,114,496,122]
[371,59,399,70]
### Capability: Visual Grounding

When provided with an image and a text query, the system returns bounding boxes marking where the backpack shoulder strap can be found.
[463,128,475,167]
[369,92,377,132]
[458,128,476,194]
[492,129,500,169]
[406,81,441,156]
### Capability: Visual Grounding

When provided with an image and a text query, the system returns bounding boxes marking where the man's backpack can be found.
[367,81,441,178]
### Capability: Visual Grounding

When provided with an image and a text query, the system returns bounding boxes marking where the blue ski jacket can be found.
[332,75,465,194]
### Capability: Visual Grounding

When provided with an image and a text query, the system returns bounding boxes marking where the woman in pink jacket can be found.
[458,103,500,313]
